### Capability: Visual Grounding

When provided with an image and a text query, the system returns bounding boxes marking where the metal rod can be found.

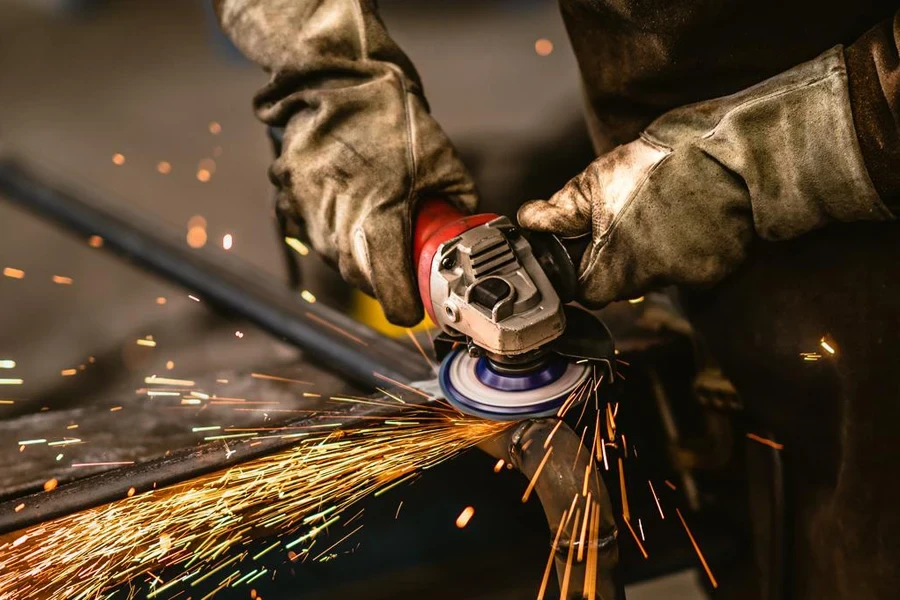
[0,157,432,390]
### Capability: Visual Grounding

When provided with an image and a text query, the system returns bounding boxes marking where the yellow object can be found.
[351,290,434,337]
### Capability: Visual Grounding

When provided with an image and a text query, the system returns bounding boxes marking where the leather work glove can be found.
[215,0,478,325]
[518,46,894,307]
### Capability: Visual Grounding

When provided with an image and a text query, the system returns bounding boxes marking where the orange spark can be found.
[677,508,718,588]
[746,433,784,450]
[535,38,553,56]
[455,506,475,529]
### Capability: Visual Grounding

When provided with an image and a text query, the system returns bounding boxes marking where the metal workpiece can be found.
[429,216,565,357]
[0,157,433,391]
[479,419,621,600]
[0,393,424,536]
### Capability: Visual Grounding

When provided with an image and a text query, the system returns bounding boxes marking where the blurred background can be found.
[0,1,733,597]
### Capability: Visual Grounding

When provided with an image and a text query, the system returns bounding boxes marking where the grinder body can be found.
[413,200,614,420]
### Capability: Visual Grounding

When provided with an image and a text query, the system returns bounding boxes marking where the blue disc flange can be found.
[439,348,591,421]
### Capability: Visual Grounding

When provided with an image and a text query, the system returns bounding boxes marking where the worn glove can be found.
[215,0,478,325]
[518,46,894,307]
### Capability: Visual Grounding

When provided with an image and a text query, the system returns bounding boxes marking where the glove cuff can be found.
[650,46,894,241]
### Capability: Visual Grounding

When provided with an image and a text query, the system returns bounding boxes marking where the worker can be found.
[214,2,899,598]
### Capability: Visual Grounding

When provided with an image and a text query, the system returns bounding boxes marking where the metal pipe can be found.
[479,419,622,599]
[0,157,432,390]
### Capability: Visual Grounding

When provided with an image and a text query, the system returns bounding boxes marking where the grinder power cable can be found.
[413,199,616,420]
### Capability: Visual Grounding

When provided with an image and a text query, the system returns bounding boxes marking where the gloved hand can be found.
[215,0,477,325]
[518,46,894,307]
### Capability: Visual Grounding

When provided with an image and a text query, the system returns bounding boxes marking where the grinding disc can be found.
[439,348,591,421]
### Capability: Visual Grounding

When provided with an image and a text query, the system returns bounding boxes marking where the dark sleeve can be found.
[845,11,900,213]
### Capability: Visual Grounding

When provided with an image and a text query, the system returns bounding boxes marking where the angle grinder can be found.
[413,199,616,421]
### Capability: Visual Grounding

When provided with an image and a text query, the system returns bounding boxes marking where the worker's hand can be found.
[518,46,893,307]
[215,0,477,326]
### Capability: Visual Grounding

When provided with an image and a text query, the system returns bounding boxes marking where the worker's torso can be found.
[560,0,897,150]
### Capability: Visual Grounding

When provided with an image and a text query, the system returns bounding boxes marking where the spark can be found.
[166,360,175,370]
[455,506,475,529]
[0,360,15,369]
[235,331,244,339]
[196,169,212,183]
[47,439,82,447]
[300,290,316,303]
[648,480,665,519]
[624,516,648,559]
[51,275,73,285]
[3,267,24,279]
[628,296,645,304]
[665,480,677,491]
[537,508,569,600]
[137,338,157,348]
[17,439,46,445]
[71,461,135,467]
[746,433,784,450]
[157,161,172,174]
[88,235,104,248]
[0,400,14,404]
[578,492,592,561]
[395,501,403,519]
[676,508,718,588]
[110,406,123,412]
[306,312,367,346]
[492,458,505,473]
[0,401,509,599]
[43,479,58,492]
[559,508,579,599]
[820,337,837,355]
[284,237,309,256]
[534,38,553,56]
[187,226,208,248]
[638,518,645,541]
[209,121,222,135]
[618,458,631,521]
[188,215,207,229]
[543,419,564,449]
[223,234,234,250]
[192,426,221,433]
[188,294,201,302]
[146,376,195,386]
[250,373,311,385]
[112,153,125,166]
[14,504,24,513]
[156,296,167,305]
[67,424,78,429]
[522,446,553,503]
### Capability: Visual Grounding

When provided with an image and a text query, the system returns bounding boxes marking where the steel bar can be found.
[0,157,432,390]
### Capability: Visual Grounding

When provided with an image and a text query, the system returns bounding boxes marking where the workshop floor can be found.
[0,1,705,597]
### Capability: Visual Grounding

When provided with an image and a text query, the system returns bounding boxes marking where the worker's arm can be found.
[214,0,478,325]
[518,13,899,308]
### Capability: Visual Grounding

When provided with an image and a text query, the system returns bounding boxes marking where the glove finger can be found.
[517,195,591,238]
[355,209,424,327]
